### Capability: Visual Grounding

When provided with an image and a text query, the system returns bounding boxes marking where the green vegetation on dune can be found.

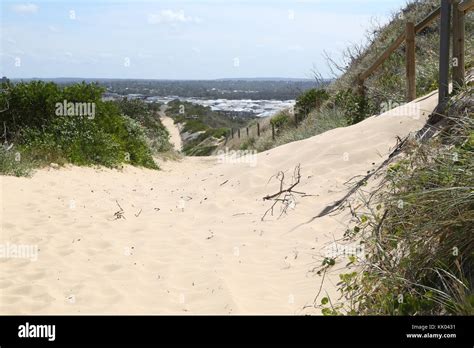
[0,80,172,176]
[114,98,172,153]
[319,88,473,315]
[253,107,348,152]
[165,99,253,156]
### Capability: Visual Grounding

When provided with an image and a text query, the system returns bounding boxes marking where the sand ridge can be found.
[159,105,183,152]
[0,92,438,314]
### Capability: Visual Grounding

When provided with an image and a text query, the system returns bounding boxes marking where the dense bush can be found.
[295,88,330,119]
[0,81,162,174]
[270,112,292,130]
[333,89,376,125]
[114,99,171,153]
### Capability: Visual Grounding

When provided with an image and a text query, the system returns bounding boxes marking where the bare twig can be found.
[262,164,308,221]
[110,200,126,220]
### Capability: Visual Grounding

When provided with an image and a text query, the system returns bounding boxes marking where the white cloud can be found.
[147,10,201,24]
[11,3,39,14]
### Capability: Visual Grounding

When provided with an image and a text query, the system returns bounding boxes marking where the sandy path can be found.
[159,105,182,151]
[0,92,437,314]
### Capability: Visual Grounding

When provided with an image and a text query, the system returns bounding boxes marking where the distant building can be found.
[101,92,122,101]
[126,94,145,100]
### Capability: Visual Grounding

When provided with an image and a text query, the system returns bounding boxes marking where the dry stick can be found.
[262,164,306,221]
[312,266,328,307]
[263,165,302,200]
[111,200,126,220]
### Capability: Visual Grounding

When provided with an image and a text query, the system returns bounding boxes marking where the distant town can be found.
[102,92,296,118]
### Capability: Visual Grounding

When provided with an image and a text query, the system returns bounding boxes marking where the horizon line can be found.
[4,76,330,82]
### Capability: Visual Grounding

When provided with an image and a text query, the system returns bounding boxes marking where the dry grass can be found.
[317,87,474,315]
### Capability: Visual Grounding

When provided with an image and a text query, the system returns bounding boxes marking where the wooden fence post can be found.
[246,127,249,137]
[438,0,451,106]
[406,22,416,101]
[271,124,275,140]
[452,0,465,91]
[257,122,260,137]
[231,128,234,139]
[238,128,240,139]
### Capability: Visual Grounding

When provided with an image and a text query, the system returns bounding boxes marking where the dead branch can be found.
[110,200,126,220]
[261,164,307,221]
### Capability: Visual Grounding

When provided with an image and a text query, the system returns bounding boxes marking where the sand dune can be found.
[0,92,437,314]
[159,105,183,151]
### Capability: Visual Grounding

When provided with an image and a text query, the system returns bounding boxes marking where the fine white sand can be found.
[159,105,183,151]
[0,92,437,314]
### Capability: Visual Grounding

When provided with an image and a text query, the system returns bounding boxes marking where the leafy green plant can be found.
[0,81,161,174]
[270,112,292,130]
[114,98,172,153]
[0,146,33,177]
[295,88,330,119]
[321,90,473,315]
[334,89,375,125]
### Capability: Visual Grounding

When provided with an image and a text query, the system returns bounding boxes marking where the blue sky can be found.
[0,0,409,79]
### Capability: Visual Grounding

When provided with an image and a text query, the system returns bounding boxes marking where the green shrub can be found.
[0,81,159,173]
[240,137,256,150]
[270,112,292,130]
[114,99,171,153]
[182,119,208,134]
[210,128,230,139]
[0,146,33,177]
[295,88,330,119]
[334,89,375,125]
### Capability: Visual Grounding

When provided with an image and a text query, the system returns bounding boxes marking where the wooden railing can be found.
[357,0,473,104]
